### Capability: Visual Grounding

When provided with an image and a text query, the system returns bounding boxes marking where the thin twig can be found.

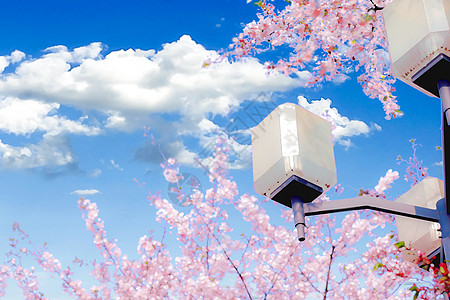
[239,234,253,266]
[206,235,210,271]
[263,243,301,299]
[193,205,253,299]
[298,267,322,295]
[323,245,336,300]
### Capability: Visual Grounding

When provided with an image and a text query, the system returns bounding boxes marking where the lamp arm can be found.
[303,195,440,223]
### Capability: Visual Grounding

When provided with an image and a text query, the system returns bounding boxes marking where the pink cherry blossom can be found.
[0,141,445,298]
[375,169,399,195]
[226,0,402,119]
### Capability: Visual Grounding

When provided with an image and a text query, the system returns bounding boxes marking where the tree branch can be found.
[239,234,253,266]
[298,267,322,295]
[206,235,210,271]
[323,245,336,300]
[263,243,300,299]
[193,206,253,299]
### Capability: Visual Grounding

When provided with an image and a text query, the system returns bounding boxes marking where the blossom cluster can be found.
[397,139,429,186]
[228,0,401,119]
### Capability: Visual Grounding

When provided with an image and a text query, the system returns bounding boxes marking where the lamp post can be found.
[382,0,450,208]
[251,0,450,251]
[251,0,449,295]
[251,103,449,264]
[382,0,450,258]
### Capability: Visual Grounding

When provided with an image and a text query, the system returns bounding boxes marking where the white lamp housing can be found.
[395,177,444,263]
[251,103,337,207]
[382,0,450,97]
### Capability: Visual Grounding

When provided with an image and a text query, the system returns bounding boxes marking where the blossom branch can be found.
[323,245,336,299]
[192,204,253,299]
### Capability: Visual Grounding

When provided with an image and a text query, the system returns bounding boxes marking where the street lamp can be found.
[382,0,449,98]
[251,103,337,240]
[251,103,447,256]
[251,0,450,269]
[382,0,450,262]
[382,0,450,211]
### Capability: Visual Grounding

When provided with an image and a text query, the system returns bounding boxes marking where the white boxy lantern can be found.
[382,0,450,97]
[395,177,444,262]
[251,103,337,207]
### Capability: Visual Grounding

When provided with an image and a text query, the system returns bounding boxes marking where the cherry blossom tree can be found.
[1,140,448,299]
[227,0,400,119]
[1,1,448,298]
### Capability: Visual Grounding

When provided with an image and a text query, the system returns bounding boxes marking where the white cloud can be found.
[330,73,351,85]
[9,50,26,63]
[0,135,73,169]
[71,189,100,196]
[0,36,303,121]
[297,96,380,147]
[89,169,102,177]
[372,123,382,132]
[0,97,101,136]
[0,50,25,73]
[0,36,308,170]
[197,118,220,133]
[0,96,100,170]
[105,112,128,130]
[110,159,123,171]
[1,37,378,172]
[433,161,443,167]
[0,57,8,74]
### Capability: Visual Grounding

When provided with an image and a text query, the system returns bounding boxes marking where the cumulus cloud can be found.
[0,50,25,73]
[0,36,303,120]
[0,96,100,171]
[297,96,380,147]
[0,37,383,171]
[0,135,74,169]
[0,36,308,170]
[71,189,100,196]
[0,97,101,136]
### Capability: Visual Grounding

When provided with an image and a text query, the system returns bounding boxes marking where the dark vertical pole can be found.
[291,196,306,242]
[437,198,450,300]
[439,80,450,215]
[439,80,450,299]
[437,199,450,262]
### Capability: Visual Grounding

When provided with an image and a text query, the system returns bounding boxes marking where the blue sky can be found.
[0,0,445,298]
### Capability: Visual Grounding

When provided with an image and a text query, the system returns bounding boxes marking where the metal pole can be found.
[436,198,450,300]
[439,80,450,215]
[436,199,450,262]
[291,196,306,242]
[303,195,439,222]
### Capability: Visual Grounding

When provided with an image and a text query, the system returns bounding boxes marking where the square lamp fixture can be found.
[382,0,450,97]
[395,177,444,263]
[251,103,337,207]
